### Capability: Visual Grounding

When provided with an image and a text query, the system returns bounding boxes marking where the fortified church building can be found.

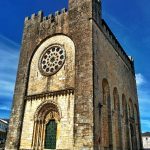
[6,0,142,149]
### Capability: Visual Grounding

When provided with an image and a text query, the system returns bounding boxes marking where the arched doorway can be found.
[32,101,61,149]
[45,120,57,149]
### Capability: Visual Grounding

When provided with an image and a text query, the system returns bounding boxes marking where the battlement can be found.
[101,19,135,73]
[23,8,68,41]
[23,8,134,74]
[24,8,67,23]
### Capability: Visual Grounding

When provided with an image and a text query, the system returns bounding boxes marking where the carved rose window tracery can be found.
[39,45,65,76]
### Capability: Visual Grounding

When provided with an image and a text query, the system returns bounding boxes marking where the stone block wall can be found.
[19,34,75,149]
[20,94,75,149]
[5,0,142,149]
[27,35,75,95]
[93,20,142,150]
[5,9,70,150]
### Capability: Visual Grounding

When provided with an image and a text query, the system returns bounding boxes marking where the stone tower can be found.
[5,0,142,149]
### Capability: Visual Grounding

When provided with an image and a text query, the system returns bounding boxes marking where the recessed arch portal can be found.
[32,101,61,149]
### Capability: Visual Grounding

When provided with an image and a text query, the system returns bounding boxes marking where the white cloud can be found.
[0,34,19,118]
[0,80,15,97]
[0,34,19,97]
[135,73,150,132]
[0,106,11,111]
[136,73,146,86]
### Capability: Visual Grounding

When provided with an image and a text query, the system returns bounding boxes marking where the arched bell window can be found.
[32,101,61,149]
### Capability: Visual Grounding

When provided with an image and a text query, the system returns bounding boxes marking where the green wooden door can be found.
[45,120,57,149]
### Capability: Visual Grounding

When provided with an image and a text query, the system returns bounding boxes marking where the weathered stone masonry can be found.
[5,0,142,150]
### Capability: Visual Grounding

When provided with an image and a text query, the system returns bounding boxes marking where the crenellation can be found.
[55,11,60,16]
[128,56,134,62]
[43,16,48,21]
[24,16,30,22]
[24,9,68,26]
[61,8,67,13]
[38,10,43,22]
[50,14,55,22]
[24,12,43,24]
[31,13,36,20]
[48,14,53,20]
[38,10,43,16]
[101,19,134,73]
[22,9,69,43]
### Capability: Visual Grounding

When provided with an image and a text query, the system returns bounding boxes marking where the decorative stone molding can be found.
[25,88,74,101]
[34,100,62,121]
[32,101,61,149]
[38,44,66,76]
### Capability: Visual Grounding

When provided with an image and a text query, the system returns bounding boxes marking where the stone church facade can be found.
[5,0,142,150]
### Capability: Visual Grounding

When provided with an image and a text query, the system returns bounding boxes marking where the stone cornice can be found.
[25,88,74,101]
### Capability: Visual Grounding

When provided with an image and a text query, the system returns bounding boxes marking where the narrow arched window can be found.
[130,123,137,150]
[122,94,130,150]
[129,99,134,118]
[101,79,113,149]
[113,87,122,150]
[45,120,57,149]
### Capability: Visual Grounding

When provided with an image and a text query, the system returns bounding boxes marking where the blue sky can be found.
[0,0,150,133]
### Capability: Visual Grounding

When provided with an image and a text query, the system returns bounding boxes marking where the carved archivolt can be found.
[34,100,61,121]
[32,101,61,149]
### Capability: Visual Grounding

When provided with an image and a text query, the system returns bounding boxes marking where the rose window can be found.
[39,45,65,76]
